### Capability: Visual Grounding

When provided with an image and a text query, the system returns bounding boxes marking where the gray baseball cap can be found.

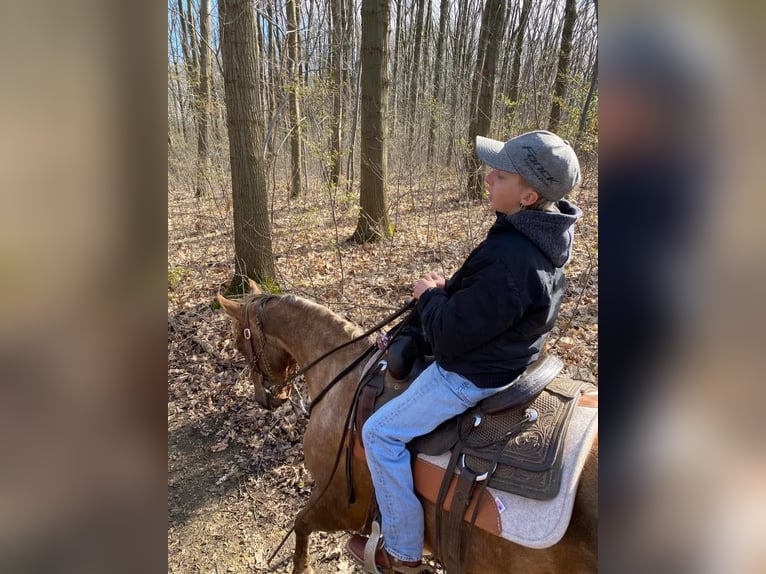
[475,130,581,201]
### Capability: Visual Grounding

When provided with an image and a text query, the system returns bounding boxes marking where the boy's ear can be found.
[522,189,540,205]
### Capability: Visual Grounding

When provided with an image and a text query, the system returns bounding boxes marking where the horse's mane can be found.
[244,292,365,340]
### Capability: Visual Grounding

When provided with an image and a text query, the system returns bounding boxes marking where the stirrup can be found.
[364,520,384,574]
[362,520,435,574]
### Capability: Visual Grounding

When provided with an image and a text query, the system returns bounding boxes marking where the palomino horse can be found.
[218,282,598,574]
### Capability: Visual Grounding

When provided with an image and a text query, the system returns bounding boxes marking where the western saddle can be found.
[349,337,594,574]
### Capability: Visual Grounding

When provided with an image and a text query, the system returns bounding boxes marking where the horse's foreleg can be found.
[291,505,315,574]
[290,484,370,574]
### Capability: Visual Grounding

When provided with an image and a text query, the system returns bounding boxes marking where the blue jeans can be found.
[361,363,502,562]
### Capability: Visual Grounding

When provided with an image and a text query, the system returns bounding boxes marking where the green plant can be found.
[168,266,191,291]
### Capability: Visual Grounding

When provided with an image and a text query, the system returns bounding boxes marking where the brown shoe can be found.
[345,534,424,573]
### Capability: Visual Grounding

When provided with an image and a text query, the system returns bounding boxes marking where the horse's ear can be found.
[248,278,261,294]
[217,293,242,319]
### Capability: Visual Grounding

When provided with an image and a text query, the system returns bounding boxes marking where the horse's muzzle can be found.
[253,376,290,410]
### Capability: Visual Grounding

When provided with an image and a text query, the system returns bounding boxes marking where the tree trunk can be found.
[254,10,269,134]
[185,0,199,76]
[577,53,597,142]
[285,0,303,198]
[406,0,426,145]
[467,2,490,123]
[548,0,578,133]
[328,0,346,187]
[496,0,515,116]
[170,52,189,145]
[176,0,191,72]
[423,0,433,79]
[353,0,392,243]
[346,50,361,195]
[195,0,211,198]
[391,0,403,128]
[506,0,531,129]
[266,2,278,117]
[466,0,506,199]
[218,0,276,290]
[445,0,472,167]
[427,0,449,162]
[175,0,195,147]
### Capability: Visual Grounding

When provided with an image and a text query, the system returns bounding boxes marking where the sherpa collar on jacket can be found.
[497,200,582,267]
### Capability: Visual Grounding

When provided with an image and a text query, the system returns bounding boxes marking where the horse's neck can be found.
[264,296,368,397]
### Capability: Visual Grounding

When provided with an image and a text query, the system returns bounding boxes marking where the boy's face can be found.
[484,168,539,215]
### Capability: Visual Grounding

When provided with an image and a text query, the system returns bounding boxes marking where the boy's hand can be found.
[424,272,446,289]
[413,276,438,299]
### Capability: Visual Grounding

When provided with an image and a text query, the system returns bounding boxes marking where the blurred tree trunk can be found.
[218,0,276,291]
[466,0,506,199]
[195,0,211,197]
[285,0,303,197]
[548,0,577,133]
[353,0,392,243]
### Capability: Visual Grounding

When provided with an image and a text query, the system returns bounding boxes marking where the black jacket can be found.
[416,201,581,388]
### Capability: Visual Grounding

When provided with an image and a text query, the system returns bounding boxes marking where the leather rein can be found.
[263,296,417,565]
[241,296,416,412]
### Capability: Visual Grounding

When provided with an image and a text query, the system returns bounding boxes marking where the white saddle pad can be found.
[417,399,598,548]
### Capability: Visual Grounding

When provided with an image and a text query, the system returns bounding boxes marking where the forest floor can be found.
[167,164,598,574]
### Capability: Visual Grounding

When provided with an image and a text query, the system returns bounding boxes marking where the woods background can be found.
[168,0,598,184]
[168,0,598,283]
[168,1,598,572]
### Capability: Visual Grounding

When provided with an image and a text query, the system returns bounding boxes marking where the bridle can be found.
[238,294,417,411]
[241,296,282,394]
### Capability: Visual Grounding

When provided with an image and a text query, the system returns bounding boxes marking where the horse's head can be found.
[218,280,296,410]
